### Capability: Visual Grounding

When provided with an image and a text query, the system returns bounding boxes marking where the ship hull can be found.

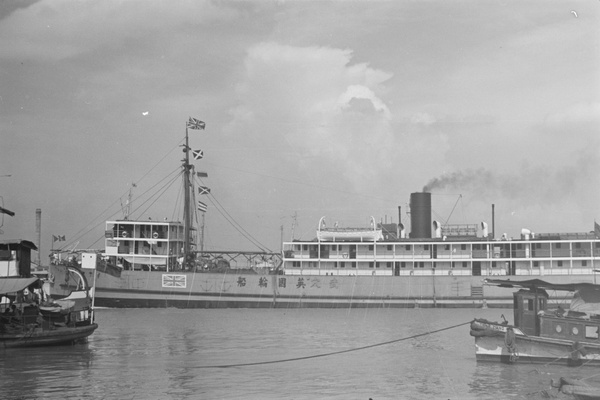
[47,264,600,309]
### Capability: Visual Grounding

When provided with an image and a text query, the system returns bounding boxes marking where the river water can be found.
[1,307,598,399]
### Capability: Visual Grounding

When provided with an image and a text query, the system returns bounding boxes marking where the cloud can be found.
[410,112,437,126]
[0,1,233,62]
[545,102,600,126]
[337,85,391,118]
[229,42,394,187]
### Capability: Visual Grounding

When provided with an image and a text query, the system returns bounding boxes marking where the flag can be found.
[187,117,205,130]
[192,150,204,160]
[162,274,187,288]
[197,172,208,178]
[197,201,207,212]
[53,235,65,242]
[198,186,210,195]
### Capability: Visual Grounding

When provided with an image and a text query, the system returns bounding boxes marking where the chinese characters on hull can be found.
[234,276,338,290]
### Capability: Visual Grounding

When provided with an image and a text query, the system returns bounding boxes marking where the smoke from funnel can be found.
[422,169,495,193]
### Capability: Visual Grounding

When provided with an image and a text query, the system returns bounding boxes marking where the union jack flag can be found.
[187,117,205,130]
[162,274,187,288]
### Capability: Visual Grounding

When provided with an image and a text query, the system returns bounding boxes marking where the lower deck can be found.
[282,259,599,277]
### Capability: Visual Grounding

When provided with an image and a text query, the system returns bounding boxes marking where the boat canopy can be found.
[0,239,38,250]
[485,278,600,315]
[0,277,39,295]
[120,255,168,266]
[484,278,600,292]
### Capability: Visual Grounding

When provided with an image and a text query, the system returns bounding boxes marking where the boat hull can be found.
[471,320,600,366]
[0,323,98,348]
[48,264,600,309]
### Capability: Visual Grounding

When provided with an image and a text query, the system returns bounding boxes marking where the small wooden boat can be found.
[549,377,600,399]
[471,279,600,366]
[0,240,98,348]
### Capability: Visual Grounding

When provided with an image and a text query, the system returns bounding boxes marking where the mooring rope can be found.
[196,320,471,369]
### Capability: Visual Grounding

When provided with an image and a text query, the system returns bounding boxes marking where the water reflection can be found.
[466,361,600,399]
[2,308,574,400]
[0,343,95,398]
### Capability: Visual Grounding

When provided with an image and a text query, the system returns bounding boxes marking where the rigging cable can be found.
[203,192,271,252]
[134,171,181,220]
[445,194,462,225]
[62,141,183,250]
[78,166,182,249]
[194,175,271,252]
[194,320,470,369]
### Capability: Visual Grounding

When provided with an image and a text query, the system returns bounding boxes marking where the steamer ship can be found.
[46,120,600,308]
[278,192,600,308]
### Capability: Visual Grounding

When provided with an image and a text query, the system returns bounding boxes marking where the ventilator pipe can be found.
[433,220,442,238]
[481,221,488,238]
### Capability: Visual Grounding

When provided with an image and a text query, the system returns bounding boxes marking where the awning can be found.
[0,239,37,251]
[484,278,600,293]
[484,278,600,315]
[0,277,39,295]
[121,256,167,266]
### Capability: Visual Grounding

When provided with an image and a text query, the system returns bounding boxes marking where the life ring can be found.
[152,232,159,239]
[122,231,128,238]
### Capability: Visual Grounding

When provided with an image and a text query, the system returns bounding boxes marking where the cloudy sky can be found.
[1,0,599,259]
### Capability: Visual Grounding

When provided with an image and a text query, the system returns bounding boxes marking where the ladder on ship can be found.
[471,285,484,297]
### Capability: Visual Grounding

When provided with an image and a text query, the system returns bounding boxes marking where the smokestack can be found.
[410,192,432,238]
[398,206,401,226]
[492,204,495,239]
[36,208,41,268]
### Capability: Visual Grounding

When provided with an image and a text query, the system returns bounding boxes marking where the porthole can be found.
[555,324,562,333]
[572,327,579,335]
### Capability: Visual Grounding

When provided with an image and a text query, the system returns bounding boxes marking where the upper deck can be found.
[282,231,600,277]
[104,220,188,271]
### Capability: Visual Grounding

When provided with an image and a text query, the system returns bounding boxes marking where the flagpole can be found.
[183,117,206,269]
[201,213,205,252]
[183,123,191,270]
[91,267,97,322]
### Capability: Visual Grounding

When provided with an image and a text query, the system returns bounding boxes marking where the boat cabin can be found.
[0,240,37,278]
[507,280,600,344]
[513,288,548,336]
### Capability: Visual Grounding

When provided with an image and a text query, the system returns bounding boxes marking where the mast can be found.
[200,213,205,252]
[36,208,41,268]
[122,183,135,220]
[183,116,206,268]
[183,123,192,269]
